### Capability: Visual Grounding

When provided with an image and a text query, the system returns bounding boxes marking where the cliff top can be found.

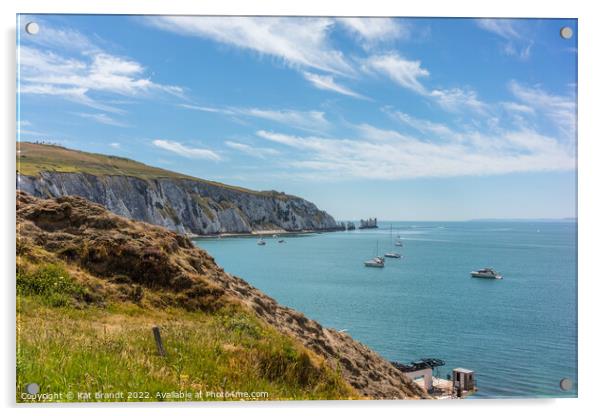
[17,142,291,199]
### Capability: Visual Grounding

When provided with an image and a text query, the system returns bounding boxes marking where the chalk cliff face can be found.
[17,172,338,235]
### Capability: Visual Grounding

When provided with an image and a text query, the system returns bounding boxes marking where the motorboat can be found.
[470,268,502,279]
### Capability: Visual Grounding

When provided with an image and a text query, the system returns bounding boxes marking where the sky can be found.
[16,15,577,220]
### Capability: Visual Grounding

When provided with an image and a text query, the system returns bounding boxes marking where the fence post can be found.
[152,326,166,357]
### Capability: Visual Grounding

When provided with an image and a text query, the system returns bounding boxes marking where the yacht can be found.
[385,224,402,258]
[364,241,385,268]
[257,238,266,246]
[470,268,502,279]
[364,257,385,268]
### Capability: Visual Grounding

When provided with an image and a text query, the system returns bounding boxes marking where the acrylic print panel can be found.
[16,15,577,402]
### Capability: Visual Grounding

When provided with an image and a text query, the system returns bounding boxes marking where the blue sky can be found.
[17,15,577,220]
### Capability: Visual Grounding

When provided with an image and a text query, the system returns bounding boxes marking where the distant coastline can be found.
[190,229,331,239]
[468,217,577,222]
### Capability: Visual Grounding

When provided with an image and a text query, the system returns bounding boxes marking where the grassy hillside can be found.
[16,142,277,197]
[17,269,354,402]
[16,192,356,402]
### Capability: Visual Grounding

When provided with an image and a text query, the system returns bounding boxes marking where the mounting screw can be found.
[560,26,573,40]
[25,383,40,394]
[559,378,573,391]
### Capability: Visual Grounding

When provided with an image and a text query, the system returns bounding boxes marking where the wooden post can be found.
[152,326,166,357]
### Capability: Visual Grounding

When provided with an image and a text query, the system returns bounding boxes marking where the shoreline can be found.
[189,228,343,239]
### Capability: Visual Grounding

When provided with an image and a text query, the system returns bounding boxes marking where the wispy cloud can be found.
[179,104,330,133]
[383,108,456,138]
[75,112,129,127]
[509,80,576,138]
[362,53,429,94]
[16,119,46,136]
[430,87,489,115]
[109,142,121,149]
[302,72,366,99]
[152,139,221,161]
[501,101,535,114]
[225,141,280,159]
[18,24,183,113]
[477,19,521,40]
[146,16,354,76]
[476,19,533,59]
[336,18,410,49]
[20,19,99,53]
[255,125,574,181]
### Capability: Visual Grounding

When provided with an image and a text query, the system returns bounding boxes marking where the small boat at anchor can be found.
[385,224,402,258]
[364,257,385,268]
[364,241,385,268]
[470,268,502,279]
[257,238,266,246]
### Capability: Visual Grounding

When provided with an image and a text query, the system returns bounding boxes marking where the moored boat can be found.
[364,257,385,268]
[470,268,502,279]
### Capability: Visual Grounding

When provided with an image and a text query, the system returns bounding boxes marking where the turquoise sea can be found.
[194,221,577,398]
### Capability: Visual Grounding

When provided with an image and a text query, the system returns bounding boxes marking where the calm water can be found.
[194,221,577,398]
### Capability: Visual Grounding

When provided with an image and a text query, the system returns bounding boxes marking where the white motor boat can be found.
[470,268,502,279]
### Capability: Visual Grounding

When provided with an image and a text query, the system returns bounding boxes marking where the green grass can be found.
[16,142,289,198]
[16,264,89,308]
[16,265,355,402]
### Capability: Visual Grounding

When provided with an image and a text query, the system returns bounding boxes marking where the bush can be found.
[17,264,86,306]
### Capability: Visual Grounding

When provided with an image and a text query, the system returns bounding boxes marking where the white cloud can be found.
[477,19,521,40]
[255,127,574,181]
[146,16,354,76]
[152,139,221,161]
[225,141,280,159]
[430,87,489,114]
[179,104,231,114]
[18,29,183,112]
[76,112,129,127]
[501,101,535,114]
[302,72,365,99]
[337,18,410,49]
[109,142,121,149]
[476,19,532,59]
[20,20,99,53]
[243,108,328,129]
[363,53,429,94]
[383,108,456,138]
[179,104,330,133]
[509,80,576,138]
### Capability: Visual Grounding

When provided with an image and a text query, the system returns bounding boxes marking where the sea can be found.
[194,221,577,398]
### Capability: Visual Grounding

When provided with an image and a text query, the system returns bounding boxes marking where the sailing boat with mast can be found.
[364,240,385,268]
[385,224,402,258]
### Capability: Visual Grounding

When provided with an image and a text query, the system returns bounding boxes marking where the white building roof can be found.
[453,368,474,374]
